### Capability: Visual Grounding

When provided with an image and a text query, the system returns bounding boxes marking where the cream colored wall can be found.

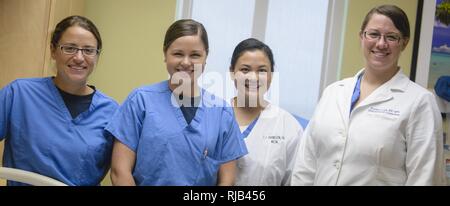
[85,0,176,103]
[340,0,418,79]
[83,0,176,185]
[0,0,52,88]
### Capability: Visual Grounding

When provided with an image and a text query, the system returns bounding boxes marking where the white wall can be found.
[415,0,437,88]
[264,0,329,118]
[179,0,332,119]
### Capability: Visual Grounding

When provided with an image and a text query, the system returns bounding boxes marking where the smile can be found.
[68,65,87,71]
[176,69,194,73]
[371,50,390,57]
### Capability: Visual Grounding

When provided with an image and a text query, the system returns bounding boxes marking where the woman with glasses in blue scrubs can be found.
[107,19,248,186]
[0,16,118,185]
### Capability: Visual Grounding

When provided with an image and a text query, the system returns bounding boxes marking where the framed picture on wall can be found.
[430,0,450,185]
[428,0,450,89]
[415,0,449,89]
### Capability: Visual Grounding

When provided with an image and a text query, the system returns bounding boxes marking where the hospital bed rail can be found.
[0,167,67,186]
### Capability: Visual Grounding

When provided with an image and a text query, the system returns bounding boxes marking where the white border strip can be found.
[415,0,436,88]
[252,0,269,41]
[320,0,347,95]
[175,0,193,20]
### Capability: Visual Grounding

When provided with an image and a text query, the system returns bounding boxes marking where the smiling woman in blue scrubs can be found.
[0,16,118,185]
[107,19,248,186]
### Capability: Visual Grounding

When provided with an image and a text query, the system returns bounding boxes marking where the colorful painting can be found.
[428,0,450,89]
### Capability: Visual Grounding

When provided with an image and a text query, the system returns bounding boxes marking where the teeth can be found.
[69,65,85,70]
[176,69,193,73]
[372,51,389,57]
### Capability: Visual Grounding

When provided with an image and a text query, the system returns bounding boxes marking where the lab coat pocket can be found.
[375,147,406,185]
[376,166,407,186]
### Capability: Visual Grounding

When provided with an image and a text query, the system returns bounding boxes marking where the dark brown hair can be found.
[230,38,275,72]
[163,19,209,54]
[51,15,102,50]
[360,5,410,39]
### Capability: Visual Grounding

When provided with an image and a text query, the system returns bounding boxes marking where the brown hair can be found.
[51,15,102,50]
[230,38,275,72]
[360,5,410,39]
[163,19,209,54]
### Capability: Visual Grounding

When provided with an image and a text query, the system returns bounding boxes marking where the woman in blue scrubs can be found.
[0,16,118,185]
[107,19,248,186]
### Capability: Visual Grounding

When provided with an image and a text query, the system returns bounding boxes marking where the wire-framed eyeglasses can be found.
[58,44,100,57]
[363,30,402,44]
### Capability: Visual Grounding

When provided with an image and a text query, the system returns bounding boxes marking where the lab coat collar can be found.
[384,68,410,92]
[351,68,410,109]
[335,68,410,126]
[352,68,409,92]
[335,75,354,129]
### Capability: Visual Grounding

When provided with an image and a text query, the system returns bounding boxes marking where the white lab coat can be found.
[235,104,303,186]
[291,69,446,186]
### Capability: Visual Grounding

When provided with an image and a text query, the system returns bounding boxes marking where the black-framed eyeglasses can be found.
[58,44,100,57]
[363,30,402,44]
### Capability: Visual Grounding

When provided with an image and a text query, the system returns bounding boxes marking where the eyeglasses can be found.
[58,45,100,57]
[363,30,402,44]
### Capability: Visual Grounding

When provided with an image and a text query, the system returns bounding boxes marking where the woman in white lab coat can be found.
[291,5,446,186]
[230,38,303,186]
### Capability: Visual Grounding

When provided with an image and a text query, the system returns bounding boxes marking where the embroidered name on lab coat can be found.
[368,107,400,117]
[263,135,285,144]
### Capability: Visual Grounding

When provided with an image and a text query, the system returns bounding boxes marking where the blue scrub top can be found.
[350,74,363,114]
[292,114,309,129]
[106,80,248,186]
[0,77,119,186]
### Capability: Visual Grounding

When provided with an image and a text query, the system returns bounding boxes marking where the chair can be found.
[0,167,67,186]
